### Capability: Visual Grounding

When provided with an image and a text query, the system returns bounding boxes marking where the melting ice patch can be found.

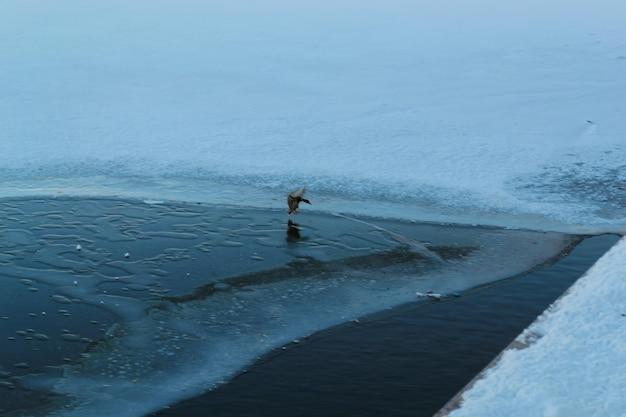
[0,198,576,417]
[512,147,626,223]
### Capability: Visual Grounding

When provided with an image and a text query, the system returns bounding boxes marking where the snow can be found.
[1,0,625,232]
[446,237,626,417]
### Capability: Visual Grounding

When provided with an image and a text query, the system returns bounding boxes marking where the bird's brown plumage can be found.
[287,187,311,214]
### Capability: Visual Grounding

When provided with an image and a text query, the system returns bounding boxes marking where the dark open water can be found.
[151,235,618,417]
[0,198,617,417]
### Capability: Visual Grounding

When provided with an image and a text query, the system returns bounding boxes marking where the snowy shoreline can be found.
[436,236,626,417]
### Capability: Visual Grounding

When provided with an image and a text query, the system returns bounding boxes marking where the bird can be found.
[287,187,311,214]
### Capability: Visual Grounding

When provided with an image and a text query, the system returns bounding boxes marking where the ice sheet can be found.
[1,0,625,231]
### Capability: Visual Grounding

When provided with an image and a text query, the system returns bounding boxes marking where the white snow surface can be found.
[1,0,625,231]
[447,236,626,417]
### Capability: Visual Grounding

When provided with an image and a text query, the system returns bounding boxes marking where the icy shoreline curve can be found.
[437,236,626,417]
[0,176,620,235]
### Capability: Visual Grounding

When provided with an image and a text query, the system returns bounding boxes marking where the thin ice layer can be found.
[0,199,574,417]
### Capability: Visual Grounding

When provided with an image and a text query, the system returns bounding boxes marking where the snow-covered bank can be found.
[439,236,626,417]
[1,0,625,232]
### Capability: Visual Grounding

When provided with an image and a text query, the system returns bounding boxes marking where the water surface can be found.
[0,197,585,417]
[152,235,617,417]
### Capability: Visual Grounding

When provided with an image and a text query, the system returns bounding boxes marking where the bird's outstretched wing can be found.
[288,187,306,199]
